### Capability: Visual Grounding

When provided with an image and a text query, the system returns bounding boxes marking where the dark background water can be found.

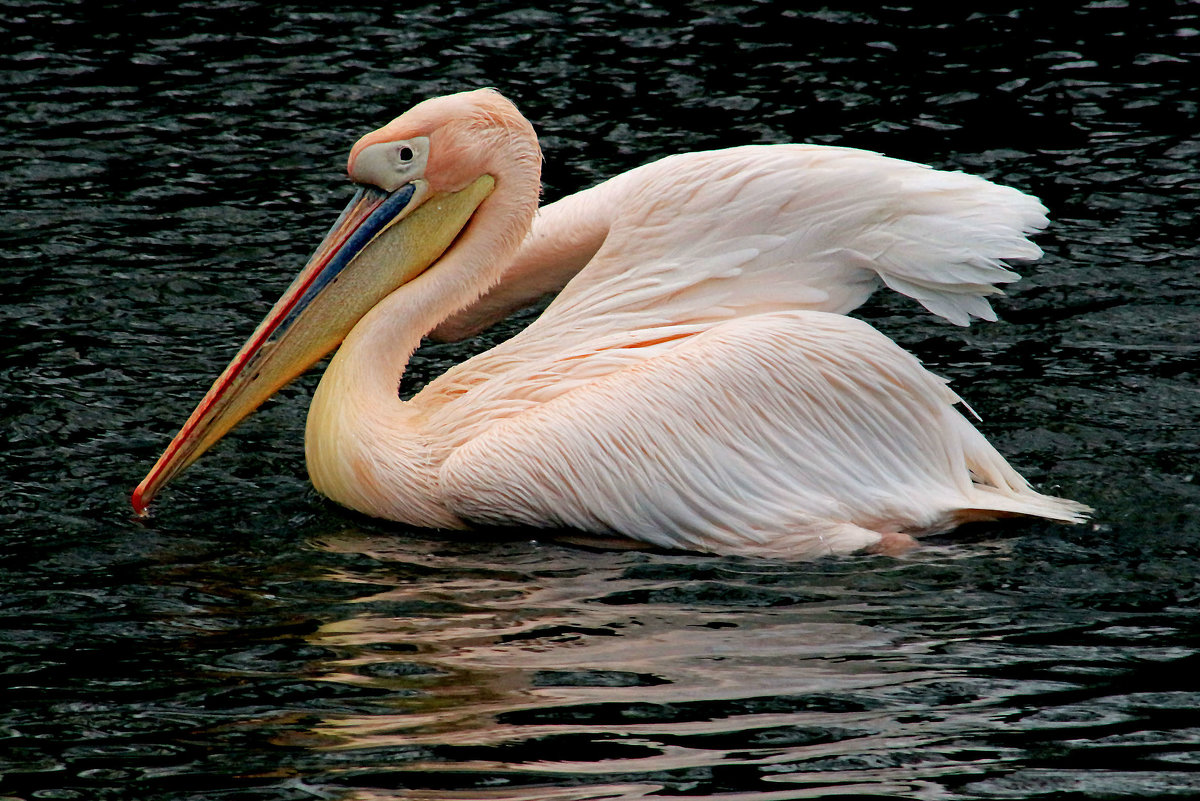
[3,1,1199,799]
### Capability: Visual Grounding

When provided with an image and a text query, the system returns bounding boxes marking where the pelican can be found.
[132,89,1089,557]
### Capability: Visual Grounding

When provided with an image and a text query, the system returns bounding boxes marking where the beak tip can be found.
[131,483,152,517]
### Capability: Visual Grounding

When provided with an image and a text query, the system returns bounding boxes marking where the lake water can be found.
[3,2,1199,799]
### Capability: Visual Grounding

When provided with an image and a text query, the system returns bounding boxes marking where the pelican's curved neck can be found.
[304,165,540,523]
[328,177,538,397]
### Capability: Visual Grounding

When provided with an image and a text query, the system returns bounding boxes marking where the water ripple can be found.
[2,1,1199,799]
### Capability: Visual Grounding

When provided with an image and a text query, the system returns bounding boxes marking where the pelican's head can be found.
[132,89,540,514]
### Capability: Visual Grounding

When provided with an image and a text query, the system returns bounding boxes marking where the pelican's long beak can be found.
[132,174,495,515]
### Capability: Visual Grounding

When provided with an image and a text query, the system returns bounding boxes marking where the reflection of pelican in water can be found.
[133,89,1087,557]
[299,533,1010,797]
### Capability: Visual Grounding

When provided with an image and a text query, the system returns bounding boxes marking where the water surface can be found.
[2,2,1199,799]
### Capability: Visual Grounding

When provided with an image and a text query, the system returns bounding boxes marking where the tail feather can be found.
[952,412,1091,524]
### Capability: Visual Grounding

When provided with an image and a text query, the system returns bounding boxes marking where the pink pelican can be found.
[132,89,1088,557]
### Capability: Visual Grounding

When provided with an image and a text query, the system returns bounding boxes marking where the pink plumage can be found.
[138,89,1089,557]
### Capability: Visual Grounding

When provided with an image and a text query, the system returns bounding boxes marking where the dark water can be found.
[3,1,1199,798]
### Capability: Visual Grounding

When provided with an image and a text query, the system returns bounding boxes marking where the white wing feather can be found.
[434,144,1047,343]
[438,312,1086,557]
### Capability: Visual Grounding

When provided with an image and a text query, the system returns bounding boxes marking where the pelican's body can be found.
[134,90,1088,557]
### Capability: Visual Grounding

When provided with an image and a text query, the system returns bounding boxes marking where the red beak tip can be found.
[131,487,151,517]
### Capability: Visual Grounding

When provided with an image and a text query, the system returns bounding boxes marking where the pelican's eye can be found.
[350,135,430,192]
